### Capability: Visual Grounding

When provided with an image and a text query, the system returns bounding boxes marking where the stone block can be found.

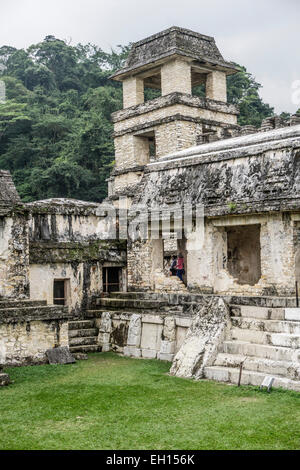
[98,332,110,344]
[123,346,141,358]
[73,353,88,360]
[46,346,76,365]
[0,373,11,386]
[141,322,162,351]
[141,349,157,359]
[158,352,174,362]
[101,343,110,352]
[159,340,175,355]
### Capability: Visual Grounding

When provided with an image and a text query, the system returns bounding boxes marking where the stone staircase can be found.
[204,305,300,392]
[85,291,190,320]
[68,319,100,353]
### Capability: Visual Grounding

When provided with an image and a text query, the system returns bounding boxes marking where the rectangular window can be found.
[103,267,121,293]
[53,279,67,305]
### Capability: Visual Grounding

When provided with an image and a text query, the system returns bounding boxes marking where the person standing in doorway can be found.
[176,253,185,282]
[169,255,177,276]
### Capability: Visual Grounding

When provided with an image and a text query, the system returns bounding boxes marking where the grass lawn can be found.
[0,352,300,450]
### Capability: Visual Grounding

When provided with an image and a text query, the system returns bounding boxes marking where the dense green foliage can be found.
[0,37,281,202]
[1,353,300,450]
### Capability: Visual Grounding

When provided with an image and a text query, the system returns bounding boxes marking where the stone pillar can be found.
[124,313,142,357]
[127,239,153,291]
[155,121,201,158]
[161,59,192,96]
[97,312,112,352]
[206,71,227,102]
[158,316,176,361]
[123,76,144,108]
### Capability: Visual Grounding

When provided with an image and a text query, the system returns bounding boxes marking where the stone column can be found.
[161,59,192,96]
[206,71,227,102]
[123,76,144,108]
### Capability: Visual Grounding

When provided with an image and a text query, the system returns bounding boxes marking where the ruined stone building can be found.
[1,27,300,391]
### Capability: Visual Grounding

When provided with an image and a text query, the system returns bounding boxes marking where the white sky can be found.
[1,0,299,113]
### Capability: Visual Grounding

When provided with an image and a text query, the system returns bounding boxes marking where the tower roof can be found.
[111,26,239,80]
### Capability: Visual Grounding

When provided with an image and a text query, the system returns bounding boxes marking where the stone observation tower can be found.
[1,26,300,391]
[109,27,239,204]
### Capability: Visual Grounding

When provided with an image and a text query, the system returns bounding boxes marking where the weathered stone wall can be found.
[185,214,297,296]
[135,129,300,215]
[0,213,29,299]
[0,171,30,299]
[0,319,69,365]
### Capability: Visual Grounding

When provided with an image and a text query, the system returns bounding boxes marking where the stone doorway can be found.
[226,224,261,285]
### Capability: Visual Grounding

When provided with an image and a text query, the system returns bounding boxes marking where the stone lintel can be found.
[111,92,239,123]
[113,114,240,138]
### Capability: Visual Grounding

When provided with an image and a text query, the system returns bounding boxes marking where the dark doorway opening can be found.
[53,279,68,305]
[103,267,122,293]
[226,224,261,285]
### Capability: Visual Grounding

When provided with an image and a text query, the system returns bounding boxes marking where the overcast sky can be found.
[1,0,299,113]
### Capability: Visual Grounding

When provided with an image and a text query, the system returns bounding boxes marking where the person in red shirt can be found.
[176,253,185,282]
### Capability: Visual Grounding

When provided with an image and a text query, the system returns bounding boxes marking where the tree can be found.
[227,64,274,126]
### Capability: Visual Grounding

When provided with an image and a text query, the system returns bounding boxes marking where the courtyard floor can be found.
[0,352,299,450]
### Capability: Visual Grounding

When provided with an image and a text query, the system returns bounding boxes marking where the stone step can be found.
[68,328,98,338]
[0,305,68,321]
[231,327,300,348]
[68,320,95,330]
[221,340,299,362]
[204,366,300,392]
[231,316,300,334]
[229,296,296,308]
[285,308,300,321]
[230,305,285,320]
[109,292,157,300]
[69,336,98,347]
[214,353,300,380]
[99,297,168,310]
[69,345,100,353]
[0,299,47,309]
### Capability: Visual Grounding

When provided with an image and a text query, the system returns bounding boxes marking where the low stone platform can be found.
[0,298,72,366]
[92,292,300,391]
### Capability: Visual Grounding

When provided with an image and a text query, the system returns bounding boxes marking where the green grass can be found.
[0,352,300,450]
